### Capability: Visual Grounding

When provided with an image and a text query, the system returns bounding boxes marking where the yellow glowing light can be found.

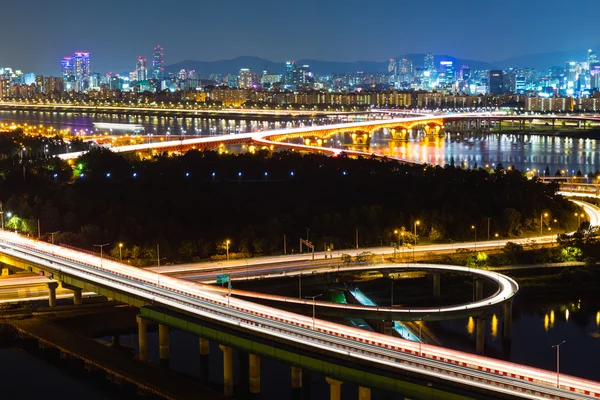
[467,316,475,335]
[565,309,569,322]
[550,310,555,326]
[544,314,549,332]
[490,314,498,340]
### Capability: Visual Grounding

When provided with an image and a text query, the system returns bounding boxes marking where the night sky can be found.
[1,0,599,75]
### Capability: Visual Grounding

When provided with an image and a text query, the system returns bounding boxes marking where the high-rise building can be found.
[73,52,91,89]
[589,50,600,70]
[489,70,504,94]
[238,68,252,89]
[424,53,435,72]
[388,58,397,76]
[136,57,148,81]
[285,61,296,84]
[398,58,413,82]
[23,73,36,85]
[566,62,579,85]
[515,76,526,94]
[153,45,164,80]
[61,57,74,79]
[440,61,455,86]
[460,66,471,81]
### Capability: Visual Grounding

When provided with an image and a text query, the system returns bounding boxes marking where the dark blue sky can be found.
[1,0,599,75]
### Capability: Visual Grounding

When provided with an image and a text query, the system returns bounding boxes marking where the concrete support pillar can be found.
[72,287,82,305]
[47,282,58,308]
[358,386,371,400]
[325,377,342,400]
[433,272,441,298]
[552,119,555,131]
[158,324,169,364]
[578,120,582,128]
[291,366,302,389]
[199,337,209,355]
[219,345,234,397]
[249,353,260,394]
[476,317,485,354]
[475,278,484,301]
[136,315,148,362]
[529,120,533,129]
[503,299,513,340]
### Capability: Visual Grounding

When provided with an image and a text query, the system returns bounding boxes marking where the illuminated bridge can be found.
[1,230,599,399]
[57,112,600,162]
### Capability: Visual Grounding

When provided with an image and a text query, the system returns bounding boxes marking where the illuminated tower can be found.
[61,57,74,79]
[136,56,148,81]
[153,45,164,80]
[73,52,90,88]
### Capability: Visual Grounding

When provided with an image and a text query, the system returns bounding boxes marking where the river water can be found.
[3,110,600,174]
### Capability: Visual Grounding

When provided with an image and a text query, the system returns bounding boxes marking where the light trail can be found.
[0,231,598,398]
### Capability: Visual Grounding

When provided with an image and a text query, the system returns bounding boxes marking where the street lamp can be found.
[540,212,548,236]
[494,233,500,247]
[574,212,583,227]
[119,243,123,261]
[226,240,231,260]
[551,340,566,388]
[306,294,322,330]
[93,243,110,267]
[418,315,430,356]
[471,225,477,251]
[0,201,3,230]
[553,219,559,233]
[413,220,420,262]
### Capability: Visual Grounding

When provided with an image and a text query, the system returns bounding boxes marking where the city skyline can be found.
[1,0,600,75]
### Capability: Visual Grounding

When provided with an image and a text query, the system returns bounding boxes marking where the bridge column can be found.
[219,345,234,396]
[529,120,533,129]
[358,386,371,400]
[158,324,169,365]
[291,366,302,389]
[199,337,209,355]
[552,119,555,131]
[199,337,210,382]
[72,287,82,305]
[136,315,148,362]
[47,282,58,308]
[249,353,260,394]
[433,272,441,298]
[476,317,485,354]
[503,299,513,340]
[475,278,484,301]
[325,377,342,400]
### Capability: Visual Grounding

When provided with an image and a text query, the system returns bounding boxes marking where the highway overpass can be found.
[0,230,598,399]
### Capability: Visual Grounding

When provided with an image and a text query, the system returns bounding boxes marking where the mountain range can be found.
[164,48,599,77]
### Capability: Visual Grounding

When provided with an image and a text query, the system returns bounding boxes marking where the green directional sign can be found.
[216,274,229,284]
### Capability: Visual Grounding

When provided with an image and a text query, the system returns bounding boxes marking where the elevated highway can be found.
[0,231,598,399]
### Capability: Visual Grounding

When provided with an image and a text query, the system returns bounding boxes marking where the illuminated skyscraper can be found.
[424,53,435,72]
[285,61,296,84]
[489,70,504,94]
[61,57,74,79]
[136,56,148,81]
[73,52,91,89]
[398,58,413,82]
[440,61,455,86]
[388,58,397,76]
[238,68,252,89]
[153,45,164,80]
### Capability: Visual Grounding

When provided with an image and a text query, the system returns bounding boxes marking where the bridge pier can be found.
[358,386,371,400]
[61,283,82,305]
[47,282,58,307]
[325,377,342,400]
[475,278,484,301]
[433,273,441,298]
[503,299,513,340]
[476,317,485,354]
[136,315,148,362]
[158,324,169,366]
[249,353,261,394]
[291,366,302,389]
[219,344,234,396]
[199,337,209,355]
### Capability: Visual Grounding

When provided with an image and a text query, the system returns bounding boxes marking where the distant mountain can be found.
[164,48,598,77]
[164,55,495,77]
[493,47,600,70]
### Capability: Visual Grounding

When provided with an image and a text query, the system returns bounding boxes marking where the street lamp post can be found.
[413,221,420,262]
[93,243,110,267]
[0,201,3,230]
[574,212,582,227]
[554,219,559,233]
[551,341,566,388]
[306,294,322,330]
[471,225,477,251]
[418,315,430,356]
[119,243,123,262]
[487,217,491,241]
[226,240,231,260]
[495,233,500,247]
[540,212,548,236]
